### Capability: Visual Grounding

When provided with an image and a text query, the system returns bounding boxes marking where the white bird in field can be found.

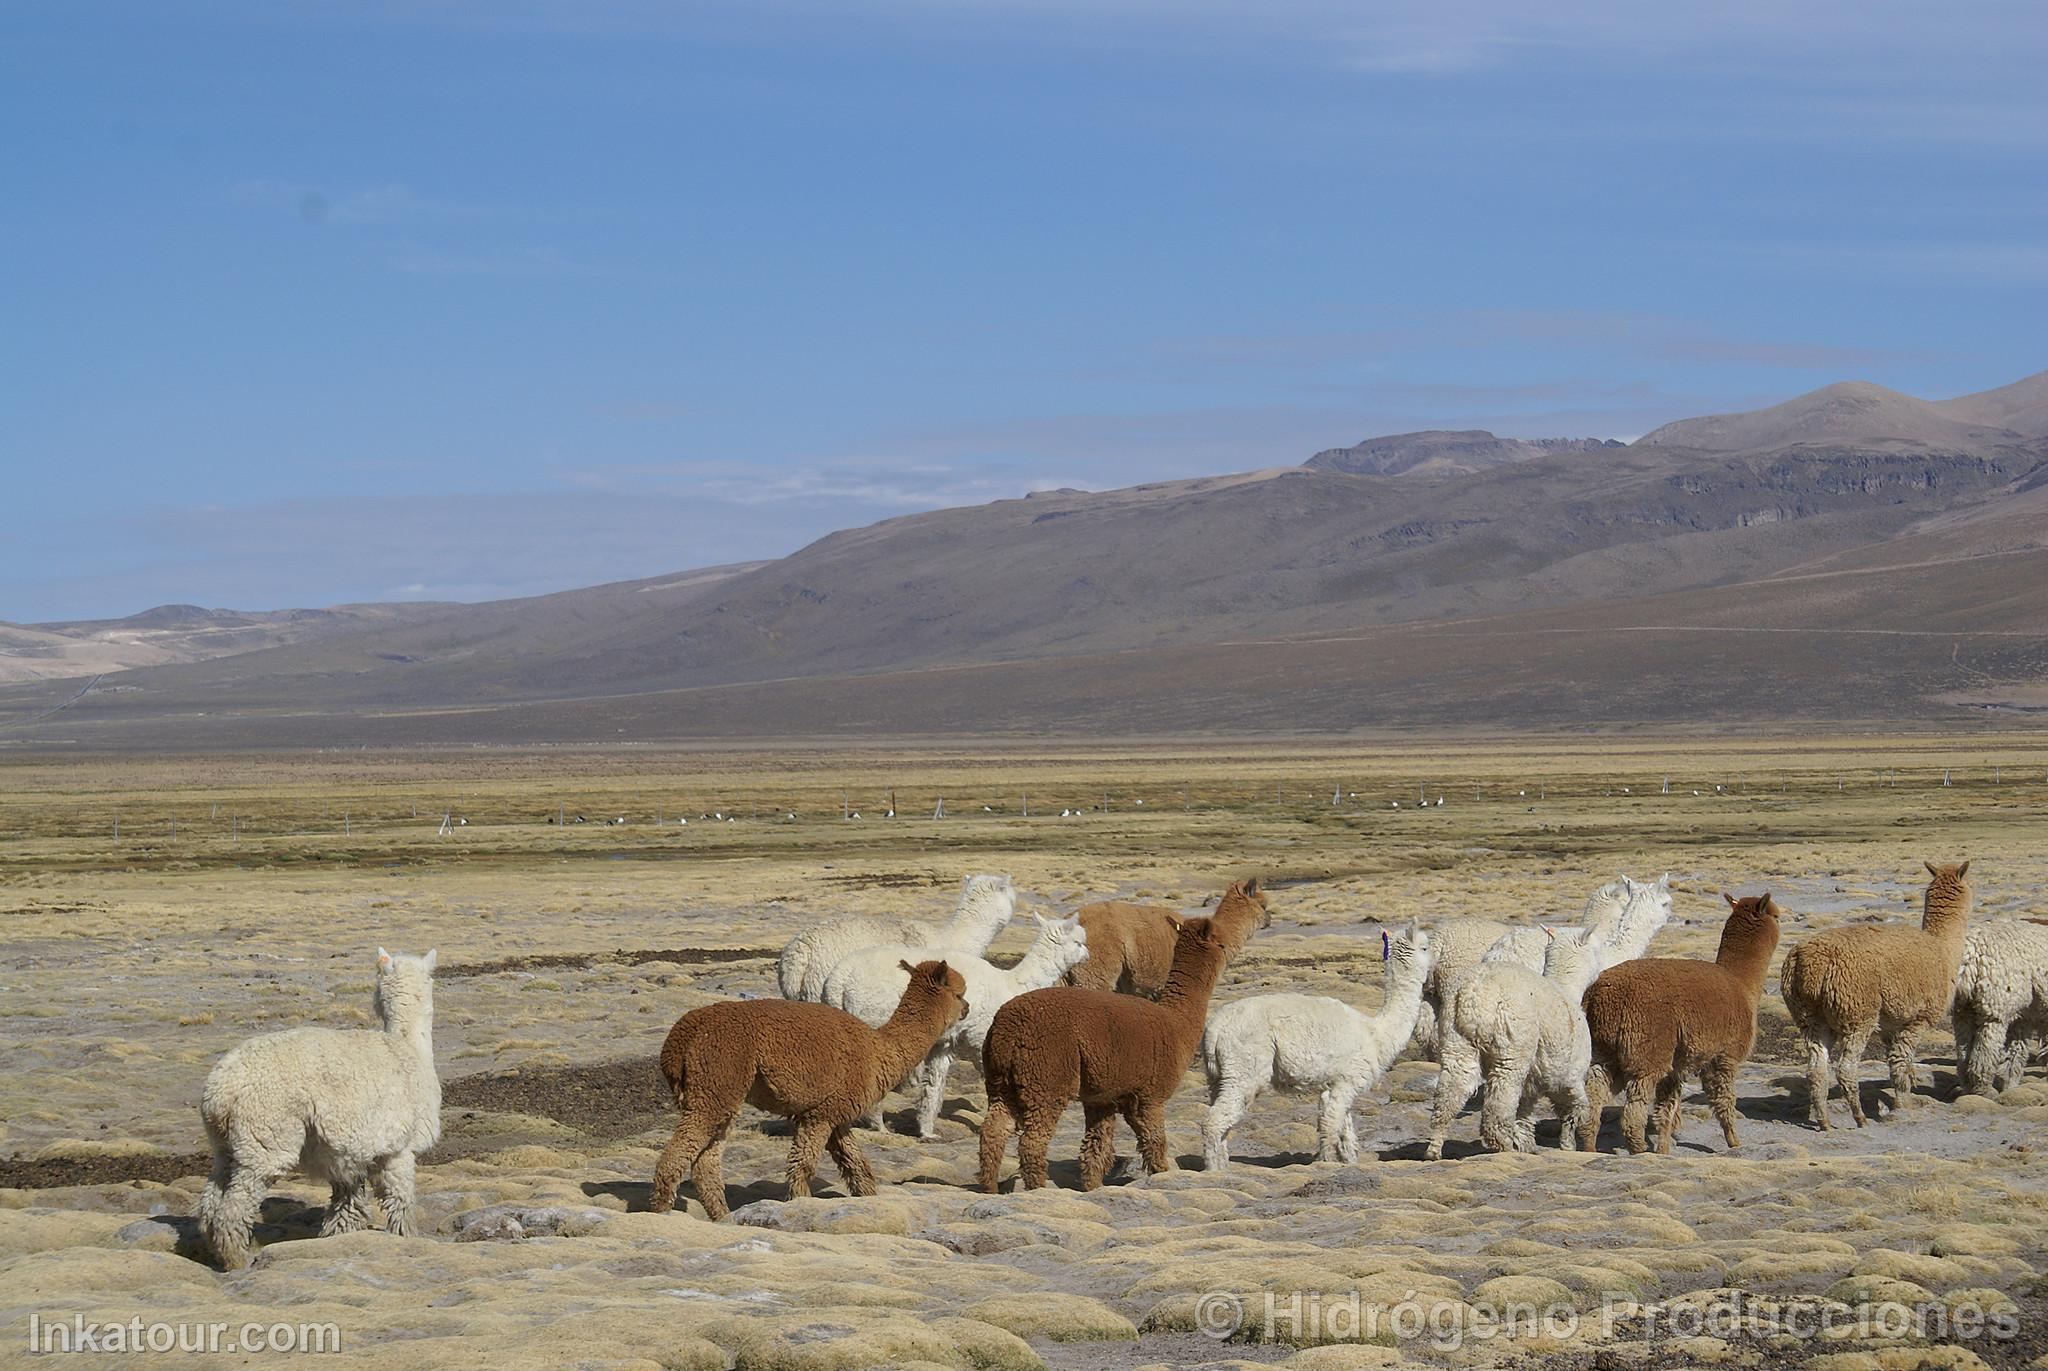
[849,811,861,819]
[677,818,688,825]
[1435,796,1443,806]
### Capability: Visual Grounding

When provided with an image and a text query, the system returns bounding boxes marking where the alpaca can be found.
[1201,923,1434,1170]
[1781,861,1974,1128]
[1066,882,1271,995]
[776,874,1015,1002]
[1579,892,1781,1154]
[1411,875,1670,1054]
[820,914,1091,1137]
[651,960,968,1221]
[979,886,1255,1191]
[1425,927,1610,1159]
[197,948,441,1271]
[1951,918,2048,1095]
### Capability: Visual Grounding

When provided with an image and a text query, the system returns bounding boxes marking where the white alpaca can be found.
[1412,875,1670,1053]
[1201,923,1434,1171]
[1426,928,1610,1159]
[776,873,1016,1002]
[821,913,1090,1137]
[1952,919,2048,1094]
[197,949,441,1270]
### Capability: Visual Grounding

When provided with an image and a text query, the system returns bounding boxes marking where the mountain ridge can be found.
[4,368,2044,742]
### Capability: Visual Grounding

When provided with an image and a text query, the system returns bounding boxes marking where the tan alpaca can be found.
[979,885,1257,1192]
[650,960,968,1220]
[1781,861,1973,1129]
[1066,881,1270,994]
[1579,892,1781,1154]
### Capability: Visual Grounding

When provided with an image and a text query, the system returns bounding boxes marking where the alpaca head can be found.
[1923,860,1972,896]
[1581,879,1631,938]
[1718,890,1781,961]
[960,873,1019,922]
[1385,921,1434,983]
[1609,873,1674,961]
[1223,877,1273,929]
[1543,923,1608,992]
[1028,912,1091,976]
[1169,914,1233,982]
[895,958,971,1027]
[372,947,437,1031]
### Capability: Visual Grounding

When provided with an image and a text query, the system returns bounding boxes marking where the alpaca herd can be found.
[194,858,2047,1267]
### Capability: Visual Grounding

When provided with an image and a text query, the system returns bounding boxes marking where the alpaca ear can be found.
[1925,860,1938,877]
[1034,912,1050,929]
[1243,876,1260,896]
[930,960,951,982]
[1659,873,1671,890]
[423,949,438,972]
[898,960,917,975]
[1957,860,1970,877]
[1723,892,1738,908]
[377,947,392,970]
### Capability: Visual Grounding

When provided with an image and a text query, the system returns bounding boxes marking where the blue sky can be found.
[5,0,2045,621]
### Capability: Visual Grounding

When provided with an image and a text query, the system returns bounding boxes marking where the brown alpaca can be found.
[650,960,968,1220]
[1781,861,1973,1129]
[1066,880,1271,995]
[1579,892,1781,1155]
[978,901,1242,1192]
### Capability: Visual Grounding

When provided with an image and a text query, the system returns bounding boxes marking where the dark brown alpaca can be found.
[651,960,968,1220]
[979,888,1252,1192]
[1065,880,1271,995]
[1578,892,1781,1154]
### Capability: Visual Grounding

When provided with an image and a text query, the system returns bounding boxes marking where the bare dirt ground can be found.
[1,738,2045,1370]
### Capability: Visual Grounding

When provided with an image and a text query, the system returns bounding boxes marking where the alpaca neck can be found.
[1009,938,1068,989]
[1209,894,1261,951]
[1714,922,1776,998]
[941,895,1006,945]
[1921,884,1973,948]
[1157,945,1226,1024]
[385,1010,434,1062]
[874,991,953,1078]
[1377,960,1430,1038]
[1549,957,1602,1003]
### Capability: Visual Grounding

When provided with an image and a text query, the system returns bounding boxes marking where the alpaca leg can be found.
[1651,1075,1684,1155]
[1702,1058,1740,1149]
[1951,1004,1984,1095]
[1964,1015,2010,1098]
[1834,1028,1872,1127]
[1885,1027,1922,1112]
[691,1121,735,1222]
[1619,1075,1656,1154]
[1318,1084,1359,1164]
[1016,1107,1058,1191]
[1202,1076,1260,1172]
[203,1155,273,1271]
[1579,1066,1611,1153]
[825,1124,877,1197]
[786,1116,832,1200]
[1476,1055,1525,1154]
[1078,1103,1119,1191]
[978,1096,1015,1193]
[321,1177,373,1236]
[1425,1032,1482,1161]
[369,1151,418,1238]
[1553,1084,1590,1152]
[915,1048,953,1141]
[1125,1098,1170,1176]
[1803,1031,1837,1130]
[651,1111,717,1214]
